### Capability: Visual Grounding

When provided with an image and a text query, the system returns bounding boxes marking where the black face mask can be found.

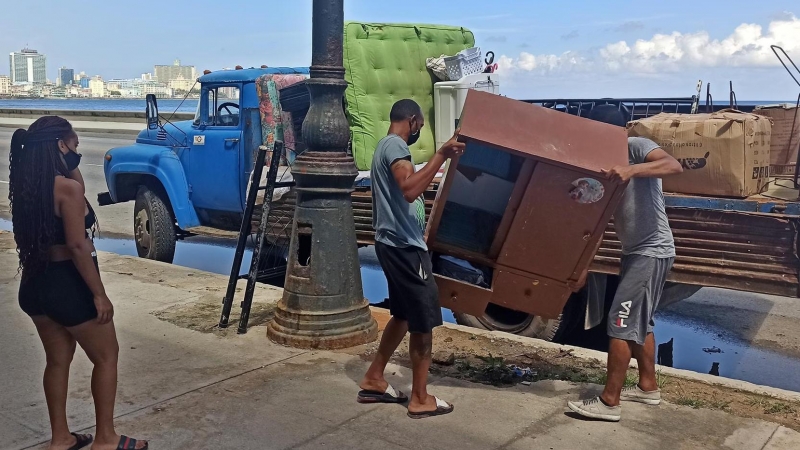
[407,130,420,146]
[406,118,421,146]
[63,148,82,171]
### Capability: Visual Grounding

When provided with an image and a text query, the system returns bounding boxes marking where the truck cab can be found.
[100,67,309,262]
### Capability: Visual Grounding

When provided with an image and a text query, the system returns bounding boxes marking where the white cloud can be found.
[498,13,800,75]
[497,51,587,74]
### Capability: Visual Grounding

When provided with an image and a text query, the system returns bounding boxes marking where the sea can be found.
[0,98,200,113]
[0,98,795,114]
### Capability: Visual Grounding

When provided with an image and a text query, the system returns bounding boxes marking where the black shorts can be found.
[375,242,442,334]
[18,257,99,327]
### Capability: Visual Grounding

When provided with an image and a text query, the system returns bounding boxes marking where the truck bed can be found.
[259,185,800,298]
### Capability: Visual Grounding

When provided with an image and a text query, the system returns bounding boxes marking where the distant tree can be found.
[174,87,199,97]
[109,90,122,96]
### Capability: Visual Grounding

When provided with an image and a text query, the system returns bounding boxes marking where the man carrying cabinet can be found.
[568,105,683,422]
[358,99,465,419]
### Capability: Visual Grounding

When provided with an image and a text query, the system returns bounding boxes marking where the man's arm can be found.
[602,148,682,183]
[391,131,465,203]
[391,154,445,203]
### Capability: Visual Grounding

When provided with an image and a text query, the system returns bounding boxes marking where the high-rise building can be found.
[154,59,195,84]
[58,67,74,86]
[9,48,47,84]
[0,75,10,95]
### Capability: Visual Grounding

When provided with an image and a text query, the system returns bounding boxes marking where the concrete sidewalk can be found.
[1,231,798,450]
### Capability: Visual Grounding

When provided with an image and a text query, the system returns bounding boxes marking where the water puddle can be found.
[653,311,800,392]
[0,218,795,391]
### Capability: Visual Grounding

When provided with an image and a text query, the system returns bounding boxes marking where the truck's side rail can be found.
[592,207,799,297]
[260,187,800,299]
[519,97,757,121]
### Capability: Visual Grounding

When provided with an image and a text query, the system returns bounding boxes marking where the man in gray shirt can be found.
[358,99,465,419]
[568,105,683,422]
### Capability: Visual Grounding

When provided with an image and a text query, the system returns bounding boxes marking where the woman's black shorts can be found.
[18,256,99,327]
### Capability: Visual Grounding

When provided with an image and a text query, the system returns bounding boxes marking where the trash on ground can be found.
[507,364,537,378]
[703,346,724,354]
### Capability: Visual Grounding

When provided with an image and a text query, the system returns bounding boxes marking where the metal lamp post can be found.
[267,0,378,349]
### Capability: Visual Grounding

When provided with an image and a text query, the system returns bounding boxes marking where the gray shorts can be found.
[607,254,674,345]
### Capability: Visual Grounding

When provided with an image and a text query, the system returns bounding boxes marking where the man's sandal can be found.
[357,384,408,404]
[407,397,454,419]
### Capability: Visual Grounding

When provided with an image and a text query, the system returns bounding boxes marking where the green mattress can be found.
[343,22,475,170]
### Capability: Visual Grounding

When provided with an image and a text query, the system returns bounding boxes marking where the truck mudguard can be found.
[104,143,201,229]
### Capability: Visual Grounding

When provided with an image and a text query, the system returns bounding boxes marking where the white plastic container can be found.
[443,47,484,81]
[434,73,500,149]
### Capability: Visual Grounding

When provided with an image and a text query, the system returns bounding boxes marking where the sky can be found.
[2,0,800,100]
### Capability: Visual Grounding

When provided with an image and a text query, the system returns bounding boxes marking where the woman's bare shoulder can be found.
[54,176,83,200]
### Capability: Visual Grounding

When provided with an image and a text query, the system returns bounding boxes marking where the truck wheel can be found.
[134,186,176,263]
[453,292,584,342]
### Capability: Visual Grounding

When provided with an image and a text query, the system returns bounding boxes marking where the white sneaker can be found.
[567,397,621,422]
[620,385,661,405]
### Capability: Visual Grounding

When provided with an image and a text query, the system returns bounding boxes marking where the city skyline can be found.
[3,47,198,85]
[1,1,799,99]
[1,47,202,98]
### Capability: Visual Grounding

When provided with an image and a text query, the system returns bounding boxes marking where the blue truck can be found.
[99,67,309,261]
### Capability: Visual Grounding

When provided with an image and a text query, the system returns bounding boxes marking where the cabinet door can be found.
[428,142,524,257]
[491,270,570,320]
[498,163,614,282]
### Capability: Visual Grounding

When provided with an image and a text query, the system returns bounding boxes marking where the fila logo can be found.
[616,301,632,328]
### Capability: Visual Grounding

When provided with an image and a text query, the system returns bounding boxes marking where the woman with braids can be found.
[10,116,148,450]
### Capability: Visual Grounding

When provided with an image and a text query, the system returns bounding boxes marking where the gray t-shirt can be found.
[614,137,675,258]
[371,135,428,250]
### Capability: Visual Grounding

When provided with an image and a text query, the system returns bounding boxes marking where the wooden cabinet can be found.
[427,90,628,319]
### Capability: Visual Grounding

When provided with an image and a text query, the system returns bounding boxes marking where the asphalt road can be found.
[1,127,800,360]
[0,128,134,237]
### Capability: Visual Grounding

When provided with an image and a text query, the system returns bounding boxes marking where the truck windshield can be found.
[194,86,240,126]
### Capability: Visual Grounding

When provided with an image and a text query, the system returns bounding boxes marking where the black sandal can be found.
[357,383,408,404]
[66,433,93,450]
[407,396,454,419]
[116,435,148,449]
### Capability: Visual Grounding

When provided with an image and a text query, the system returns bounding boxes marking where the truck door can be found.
[186,85,243,212]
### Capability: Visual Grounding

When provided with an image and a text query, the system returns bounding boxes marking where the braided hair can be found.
[9,116,77,278]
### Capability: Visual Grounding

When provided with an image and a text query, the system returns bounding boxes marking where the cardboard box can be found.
[754,104,800,177]
[628,110,771,198]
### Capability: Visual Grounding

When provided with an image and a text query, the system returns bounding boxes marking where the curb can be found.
[434,319,800,403]
[373,307,800,404]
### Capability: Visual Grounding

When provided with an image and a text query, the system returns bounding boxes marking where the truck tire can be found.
[453,292,584,342]
[134,186,176,263]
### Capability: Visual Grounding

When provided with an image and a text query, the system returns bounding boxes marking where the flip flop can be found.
[407,396,454,419]
[357,384,408,404]
[116,435,148,449]
[66,433,93,450]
